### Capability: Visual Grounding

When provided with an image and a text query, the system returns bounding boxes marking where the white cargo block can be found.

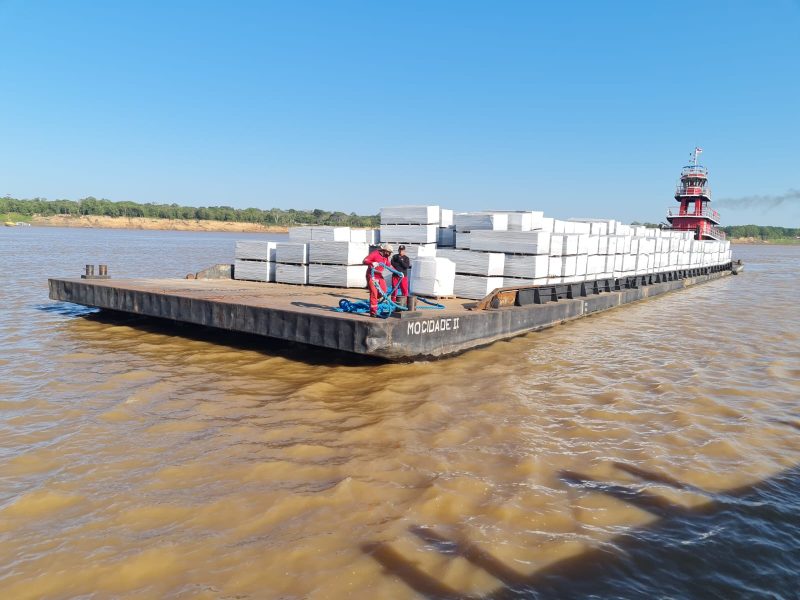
[410,257,456,297]
[454,275,504,300]
[380,224,438,244]
[380,205,440,225]
[439,208,454,228]
[587,255,605,275]
[400,243,437,259]
[539,217,555,232]
[575,254,588,278]
[275,242,308,264]
[560,255,578,277]
[234,259,275,282]
[597,235,609,254]
[311,226,351,241]
[308,264,366,288]
[586,235,600,255]
[276,263,308,285]
[454,232,470,249]
[504,212,534,231]
[623,254,637,271]
[503,254,549,279]
[548,256,563,278]
[454,212,509,232]
[288,226,313,242]
[562,234,578,255]
[469,231,551,255]
[550,234,564,256]
[309,242,370,265]
[437,248,505,276]
[235,240,277,262]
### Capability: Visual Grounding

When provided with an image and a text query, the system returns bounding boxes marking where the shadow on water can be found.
[69,309,387,368]
[34,302,100,317]
[363,463,800,599]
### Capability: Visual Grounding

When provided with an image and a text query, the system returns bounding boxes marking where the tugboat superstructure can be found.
[666,148,726,240]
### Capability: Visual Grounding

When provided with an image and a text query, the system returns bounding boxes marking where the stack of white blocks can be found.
[235,208,733,300]
[380,205,440,260]
[234,240,277,282]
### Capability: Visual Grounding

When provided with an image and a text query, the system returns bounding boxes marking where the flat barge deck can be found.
[49,264,734,361]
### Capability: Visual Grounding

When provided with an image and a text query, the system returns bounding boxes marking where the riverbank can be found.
[29,214,289,233]
[731,237,800,245]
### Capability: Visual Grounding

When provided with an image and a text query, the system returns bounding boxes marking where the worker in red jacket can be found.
[362,243,393,316]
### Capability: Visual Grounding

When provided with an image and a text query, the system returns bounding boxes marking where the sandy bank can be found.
[32,214,288,233]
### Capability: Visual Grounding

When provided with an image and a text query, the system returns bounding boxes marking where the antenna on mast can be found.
[693,147,703,167]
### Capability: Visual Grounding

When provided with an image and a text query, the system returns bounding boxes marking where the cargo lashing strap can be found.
[336,265,444,319]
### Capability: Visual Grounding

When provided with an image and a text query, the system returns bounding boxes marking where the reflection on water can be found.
[1,228,799,598]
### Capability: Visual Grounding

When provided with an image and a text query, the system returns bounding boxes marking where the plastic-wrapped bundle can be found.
[380,205,440,225]
[503,254,549,279]
[235,240,276,262]
[276,263,308,284]
[288,227,313,242]
[437,248,505,276]
[234,259,275,282]
[349,229,381,244]
[400,244,437,259]
[311,226,351,241]
[379,224,437,244]
[309,242,370,265]
[469,231,551,255]
[308,264,367,288]
[275,242,308,264]
[439,208,454,228]
[409,257,456,297]
[454,212,508,232]
[455,232,470,249]
[453,275,504,300]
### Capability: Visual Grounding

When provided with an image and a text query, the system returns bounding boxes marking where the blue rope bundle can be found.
[335,265,444,318]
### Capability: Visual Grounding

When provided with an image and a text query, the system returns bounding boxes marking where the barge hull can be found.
[49,267,733,361]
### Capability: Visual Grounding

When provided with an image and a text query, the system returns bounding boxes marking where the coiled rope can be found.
[336,265,444,318]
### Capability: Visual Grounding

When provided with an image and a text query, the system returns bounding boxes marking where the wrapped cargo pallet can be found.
[311,226,351,241]
[235,240,277,262]
[276,263,308,285]
[400,243,437,259]
[437,248,505,276]
[308,264,366,288]
[454,275,504,300]
[453,212,509,232]
[503,254,549,279]
[350,228,379,244]
[439,208,454,228]
[469,231,551,255]
[275,242,308,264]
[288,227,313,242]
[234,259,275,282]
[409,257,456,297]
[380,205,440,225]
[380,224,437,244]
[455,232,470,249]
[550,234,564,256]
[309,242,370,265]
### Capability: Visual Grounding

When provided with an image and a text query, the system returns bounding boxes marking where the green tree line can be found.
[0,196,380,227]
[722,225,799,240]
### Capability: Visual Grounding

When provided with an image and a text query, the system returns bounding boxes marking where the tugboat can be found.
[666,148,726,241]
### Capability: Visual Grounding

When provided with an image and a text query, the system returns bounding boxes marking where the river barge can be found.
[48,151,738,361]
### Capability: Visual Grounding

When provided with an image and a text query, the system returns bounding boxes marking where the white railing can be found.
[666,206,721,223]
[675,185,712,199]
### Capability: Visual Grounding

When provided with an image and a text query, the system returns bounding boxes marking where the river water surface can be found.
[1,227,799,599]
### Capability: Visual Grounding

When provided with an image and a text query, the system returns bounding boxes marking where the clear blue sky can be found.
[1,0,798,225]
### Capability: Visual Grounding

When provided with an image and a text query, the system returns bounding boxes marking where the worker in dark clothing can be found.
[362,243,393,317]
[390,245,411,301]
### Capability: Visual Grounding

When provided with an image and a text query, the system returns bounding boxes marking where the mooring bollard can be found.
[99,264,108,277]
[85,265,95,277]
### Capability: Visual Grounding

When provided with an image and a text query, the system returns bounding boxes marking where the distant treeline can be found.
[721,225,799,240]
[0,196,380,227]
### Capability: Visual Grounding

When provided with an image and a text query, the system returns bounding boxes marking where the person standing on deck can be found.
[362,243,393,317]
[390,245,411,301]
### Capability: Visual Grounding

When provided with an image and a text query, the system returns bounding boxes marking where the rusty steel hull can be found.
[49,269,732,361]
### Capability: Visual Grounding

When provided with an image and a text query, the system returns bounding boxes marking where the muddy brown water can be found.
[1,227,799,598]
